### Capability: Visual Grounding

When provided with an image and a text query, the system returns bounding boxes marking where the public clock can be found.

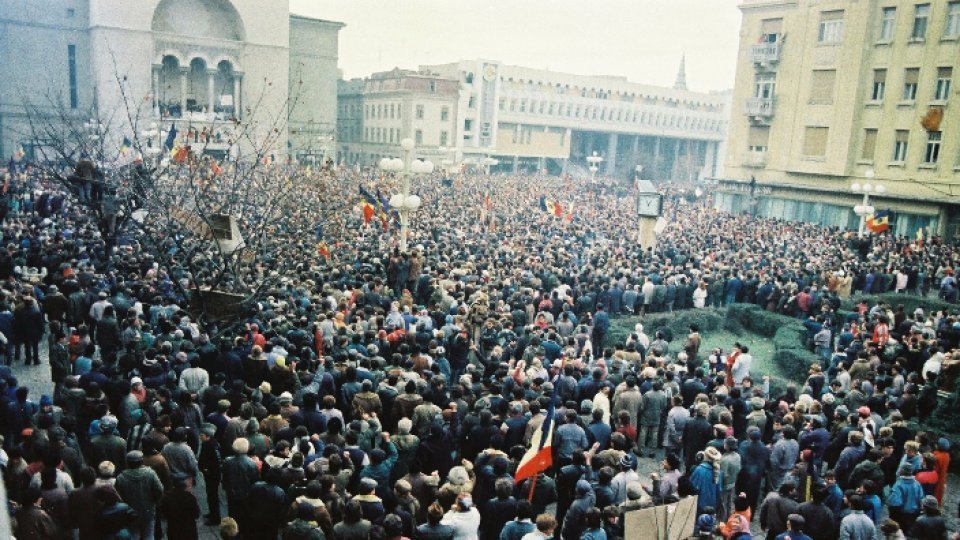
[482,65,497,82]
[637,193,662,217]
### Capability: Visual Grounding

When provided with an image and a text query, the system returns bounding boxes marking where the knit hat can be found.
[126,450,144,465]
[359,477,378,493]
[99,415,117,432]
[619,453,637,470]
[576,479,592,496]
[938,437,951,451]
[200,423,217,438]
[232,438,250,455]
[279,392,293,403]
[447,466,469,486]
[39,395,52,407]
[922,495,939,510]
[259,382,272,394]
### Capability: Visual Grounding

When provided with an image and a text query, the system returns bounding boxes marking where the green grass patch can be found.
[607,305,818,394]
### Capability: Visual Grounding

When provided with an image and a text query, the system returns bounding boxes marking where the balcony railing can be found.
[745,97,776,118]
[743,151,767,168]
[751,42,782,65]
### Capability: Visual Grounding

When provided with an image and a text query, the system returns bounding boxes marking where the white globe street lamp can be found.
[586,151,604,184]
[851,170,884,236]
[379,138,434,251]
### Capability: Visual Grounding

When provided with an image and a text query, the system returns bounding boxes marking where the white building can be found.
[418,59,731,181]
[0,0,342,162]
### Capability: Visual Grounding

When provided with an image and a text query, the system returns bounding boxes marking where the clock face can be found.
[638,194,661,217]
[482,65,497,82]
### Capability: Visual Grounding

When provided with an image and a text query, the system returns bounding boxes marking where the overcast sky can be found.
[291,0,744,92]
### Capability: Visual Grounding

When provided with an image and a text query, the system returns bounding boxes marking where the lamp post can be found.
[587,151,603,185]
[140,122,162,165]
[379,138,434,251]
[851,170,885,237]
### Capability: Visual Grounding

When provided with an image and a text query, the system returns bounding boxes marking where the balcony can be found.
[752,42,782,66]
[743,151,767,168]
[745,97,776,119]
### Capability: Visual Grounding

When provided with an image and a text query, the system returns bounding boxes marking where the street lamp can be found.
[587,151,603,184]
[140,122,162,164]
[851,170,885,236]
[379,137,434,251]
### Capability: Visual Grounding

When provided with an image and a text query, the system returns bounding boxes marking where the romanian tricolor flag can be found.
[867,209,891,233]
[171,142,188,164]
[359,185,380,225]
[917,227,925,248]
[515,360,562,484]
[120,137,132,157]
[318,241,330,258]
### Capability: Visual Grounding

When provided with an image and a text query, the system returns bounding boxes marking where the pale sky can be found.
[291,0,744,92]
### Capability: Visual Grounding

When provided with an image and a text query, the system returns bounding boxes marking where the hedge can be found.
[841,293,956,317]
[607,304,819,394]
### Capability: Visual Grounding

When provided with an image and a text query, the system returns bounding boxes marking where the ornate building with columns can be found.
[0,0,342,162]
[339,59,730,182]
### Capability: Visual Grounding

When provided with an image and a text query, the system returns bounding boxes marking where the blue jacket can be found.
[888,475,924,515]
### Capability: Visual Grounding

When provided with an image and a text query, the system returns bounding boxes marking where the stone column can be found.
[606,132,618,175]
[179,67,188,115]
[233,76,241,118]
[207,69,216,118]
[152,67,160,115]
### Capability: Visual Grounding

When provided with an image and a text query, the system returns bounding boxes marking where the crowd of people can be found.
[0,157,959,540]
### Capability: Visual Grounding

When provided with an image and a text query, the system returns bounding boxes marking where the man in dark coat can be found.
[159,477,201,539]
[682,403,713,472]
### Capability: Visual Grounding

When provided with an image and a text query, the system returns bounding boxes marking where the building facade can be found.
[721,0,960,237]
[0,0,342,163]
[339,59,730,183]
[336,69,460,166]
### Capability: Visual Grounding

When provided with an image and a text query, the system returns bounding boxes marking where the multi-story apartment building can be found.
[339,59,730,182]
[721,0,960,237]
[336,69,459,166]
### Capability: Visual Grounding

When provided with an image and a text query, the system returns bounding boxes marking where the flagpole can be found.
[527,474,538,502]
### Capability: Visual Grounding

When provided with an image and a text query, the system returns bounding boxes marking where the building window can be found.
[754,73,776,99]
[67,44,78,109]
[809,69,837,103]
[924,131,941,163]
[66,7,75,17]
[893,130,909,162]
[428,81,437,93]
[879,7,897,41]
[802,126,829,156]
[464,119,473,131]
[519,99,526,113]
[912,4,930,39]
[416,104,424,119]
[871,69,886,101]
[935,67,952,101]
[748,125,770,152]
[468,96,476,108]
[818,10,845,44]
[947,2,960,37]
[414,129,423,145]
[903,68,919,101]
[441,106,449,121]
[440,131,448,146]
[862,128,878,161]
[498,98,505,111]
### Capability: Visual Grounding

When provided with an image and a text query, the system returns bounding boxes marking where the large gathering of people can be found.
[0,157,959,540]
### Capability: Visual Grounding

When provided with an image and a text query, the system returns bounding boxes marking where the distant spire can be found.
[674,53,687,91]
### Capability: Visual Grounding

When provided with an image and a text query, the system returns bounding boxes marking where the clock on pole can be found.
[636,180,662,250]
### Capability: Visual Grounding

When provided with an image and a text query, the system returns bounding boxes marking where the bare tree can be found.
[17,59,338,331]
